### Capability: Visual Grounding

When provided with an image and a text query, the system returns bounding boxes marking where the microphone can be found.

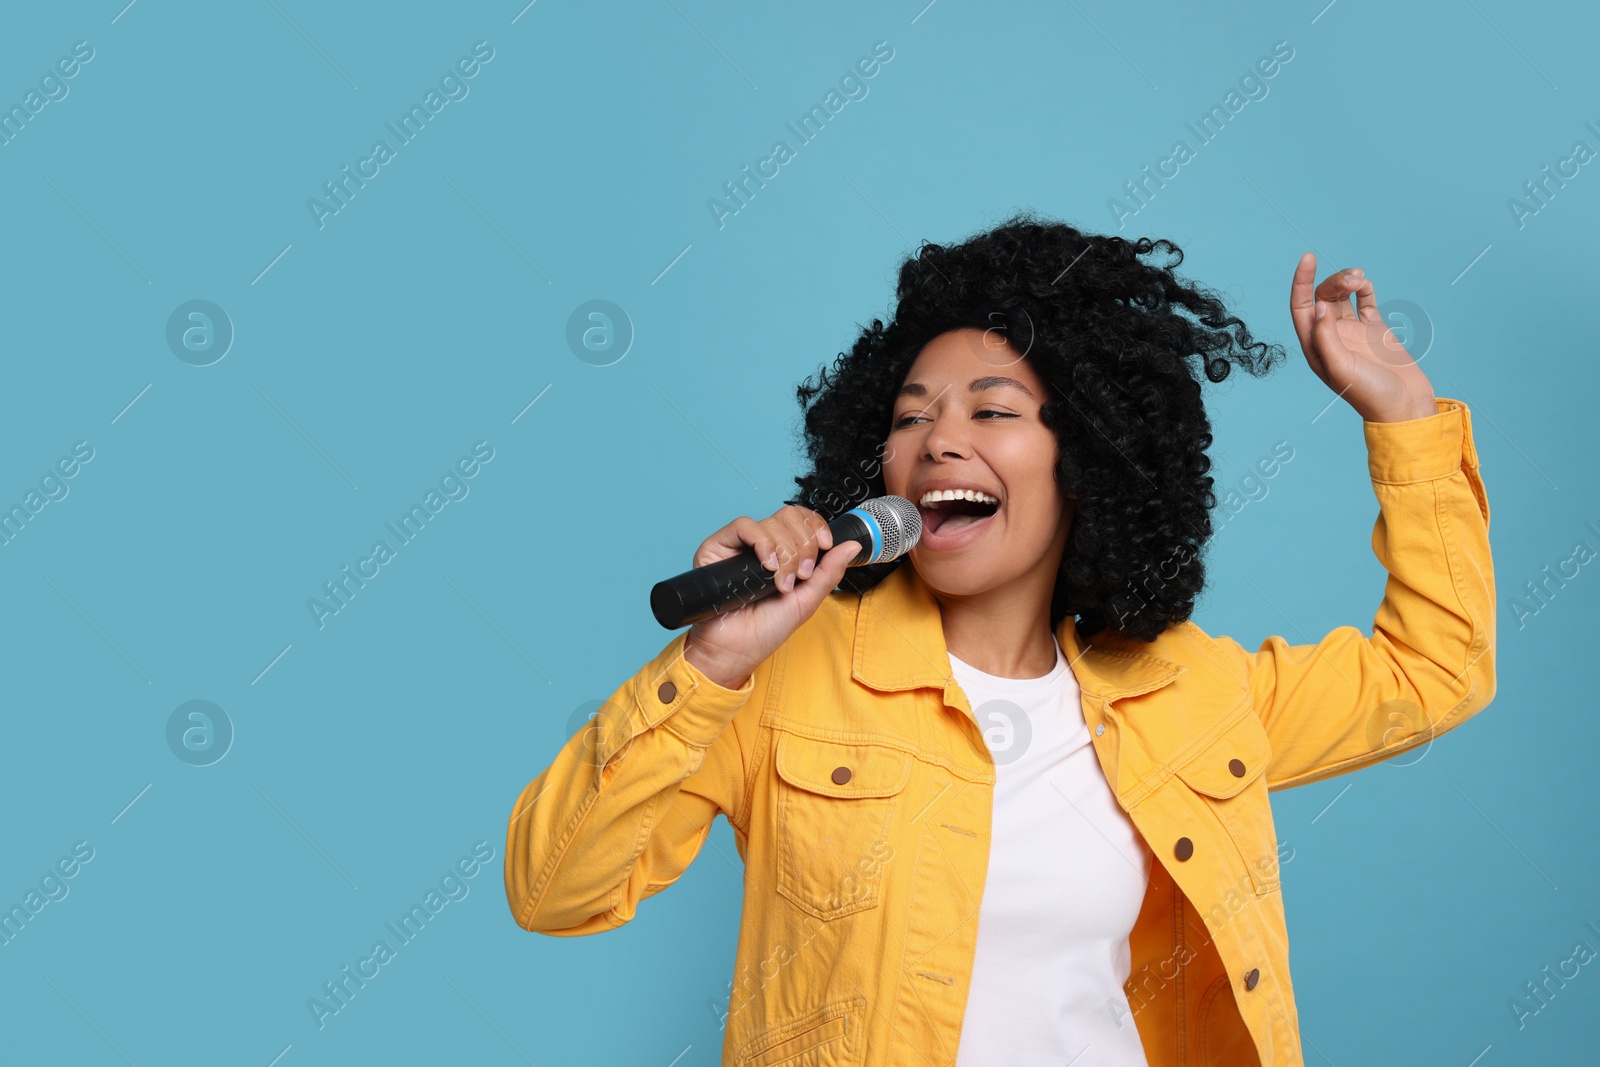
[650,496,923,629]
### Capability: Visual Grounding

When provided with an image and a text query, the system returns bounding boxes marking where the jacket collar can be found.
[851,562,1186,712]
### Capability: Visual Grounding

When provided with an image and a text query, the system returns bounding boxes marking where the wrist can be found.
[1365,397,1438,423]
[684,635,753,691]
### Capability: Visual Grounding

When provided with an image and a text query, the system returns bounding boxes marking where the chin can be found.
[911,554,1004,597]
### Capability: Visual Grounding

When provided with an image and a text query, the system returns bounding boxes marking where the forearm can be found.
[504,631,755,934]
[1223,397,1496,789]
[1360,397,1495,727]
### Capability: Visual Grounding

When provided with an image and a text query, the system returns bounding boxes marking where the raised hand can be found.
[1289,252,1437,423]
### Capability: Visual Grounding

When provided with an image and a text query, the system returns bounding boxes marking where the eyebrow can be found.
[896,376,1036,401]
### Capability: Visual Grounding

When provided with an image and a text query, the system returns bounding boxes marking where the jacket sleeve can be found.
[1211,396,1496,791]
[503,630,764,935]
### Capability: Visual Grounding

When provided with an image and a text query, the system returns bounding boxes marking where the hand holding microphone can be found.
[656,497,921,690]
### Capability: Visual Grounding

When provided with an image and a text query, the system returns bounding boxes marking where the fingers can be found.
[1349,271,1381,325]
[1312,266,1365,317]
[772,508,856,598]
[704,516,775,571]
[773,538,862,620]
[805,540,862,595]
[765,506,832,594]
[801,509,833,577]
[820,539,862,578]
[768,511,806,592]
[696,506,840,595]
[1308,289,1347,381]
[1291,255,1374,383]
[1288,251,1318,359]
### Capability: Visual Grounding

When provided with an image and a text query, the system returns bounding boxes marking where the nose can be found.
[920,409,972,462]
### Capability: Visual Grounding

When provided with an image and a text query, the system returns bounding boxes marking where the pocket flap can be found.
[1173,711,1271,799]
[775,733,912,798]
[736,995,865,1067]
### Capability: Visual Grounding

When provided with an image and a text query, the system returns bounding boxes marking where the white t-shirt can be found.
[949,635,1152,1067]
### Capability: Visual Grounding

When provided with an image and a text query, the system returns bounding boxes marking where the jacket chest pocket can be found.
[1171,710,1280,896]
[773,731,912,921]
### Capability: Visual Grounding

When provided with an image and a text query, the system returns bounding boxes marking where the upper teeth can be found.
[919,489,999,507]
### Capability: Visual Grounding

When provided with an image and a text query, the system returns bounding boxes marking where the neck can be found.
[936,571,1059,679]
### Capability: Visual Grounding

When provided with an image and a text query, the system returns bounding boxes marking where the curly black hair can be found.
[784,210,1286,643]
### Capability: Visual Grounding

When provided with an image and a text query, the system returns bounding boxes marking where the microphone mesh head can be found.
[862,495,922,562]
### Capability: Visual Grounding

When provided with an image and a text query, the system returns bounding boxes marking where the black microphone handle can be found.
[650,510,877,630]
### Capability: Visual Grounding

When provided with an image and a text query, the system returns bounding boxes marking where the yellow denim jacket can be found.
[504,397,1495,1067]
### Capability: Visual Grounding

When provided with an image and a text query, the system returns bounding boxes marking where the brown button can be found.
[1229,758,1246,777]
[831,766,853,785]
[657,681,677,704]
[1244,968,1260,991]
[1174,837,1194,861]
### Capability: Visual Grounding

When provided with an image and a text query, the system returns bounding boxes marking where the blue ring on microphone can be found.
[846,506,882,564]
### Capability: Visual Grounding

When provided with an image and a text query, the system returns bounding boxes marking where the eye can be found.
[894,409,1018,429]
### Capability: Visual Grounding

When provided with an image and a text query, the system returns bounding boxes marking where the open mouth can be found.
[918,495,1001,536]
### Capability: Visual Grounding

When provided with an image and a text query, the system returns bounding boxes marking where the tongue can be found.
[920,501,999,535]
[939,511,990,532]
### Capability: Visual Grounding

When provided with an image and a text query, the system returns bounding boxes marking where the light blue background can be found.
[1,1,1594,1064]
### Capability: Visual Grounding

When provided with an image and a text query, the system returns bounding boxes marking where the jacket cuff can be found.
[634,631,755,748]
[1363,397,1477,485]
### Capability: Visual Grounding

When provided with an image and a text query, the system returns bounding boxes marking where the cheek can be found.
[1002,475,1064,538]
[997,443,1059,510]
[881,458,910,496]
[1009,492,1062,536]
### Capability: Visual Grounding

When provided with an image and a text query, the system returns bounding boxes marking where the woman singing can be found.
[503,213,1496,1067]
